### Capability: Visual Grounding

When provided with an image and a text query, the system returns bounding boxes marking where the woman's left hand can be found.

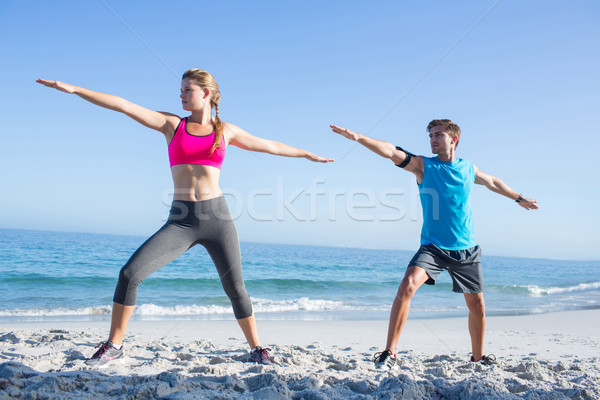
[305,153,334,163]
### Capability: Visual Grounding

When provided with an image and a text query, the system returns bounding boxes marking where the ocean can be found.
[1,228,599,322]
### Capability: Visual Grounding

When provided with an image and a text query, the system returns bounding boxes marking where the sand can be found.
[1,309,599,399]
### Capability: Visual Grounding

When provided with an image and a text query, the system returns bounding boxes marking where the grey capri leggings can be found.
[113,196,253,319]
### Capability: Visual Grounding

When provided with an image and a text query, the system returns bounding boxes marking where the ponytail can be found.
[212,103,224,154]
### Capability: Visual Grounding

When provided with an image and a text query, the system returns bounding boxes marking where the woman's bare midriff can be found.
[170,164,223,201]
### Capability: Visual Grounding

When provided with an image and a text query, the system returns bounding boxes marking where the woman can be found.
[37,69,333,367]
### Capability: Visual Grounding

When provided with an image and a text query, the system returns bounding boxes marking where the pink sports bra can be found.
[168,118,226,169]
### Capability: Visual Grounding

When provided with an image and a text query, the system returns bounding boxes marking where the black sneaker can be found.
[470,354,496,365]
[250,346,273,365]
[373,350,397,370]
[85,341,124,367]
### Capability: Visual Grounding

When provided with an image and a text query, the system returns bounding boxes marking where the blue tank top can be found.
[418,157,477,250]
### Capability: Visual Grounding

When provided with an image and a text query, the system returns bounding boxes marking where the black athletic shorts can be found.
[408,243,483,293]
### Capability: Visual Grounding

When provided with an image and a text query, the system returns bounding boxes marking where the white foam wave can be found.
[135,303,233,316]
[253,297,363,312]
[137,298,390,315]
[0,306,112,317]
[0,298,389,318]
[526,281,600,296]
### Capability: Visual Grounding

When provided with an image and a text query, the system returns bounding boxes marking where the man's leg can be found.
[385,266,430,352]
[464,292,485,361]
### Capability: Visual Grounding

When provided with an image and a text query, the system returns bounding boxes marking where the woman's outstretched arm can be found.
[36,79,179,135]
[226,122,334,163]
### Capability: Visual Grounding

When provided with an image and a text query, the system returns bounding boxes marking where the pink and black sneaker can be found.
[250,346,273,365]
[85,341,124,367]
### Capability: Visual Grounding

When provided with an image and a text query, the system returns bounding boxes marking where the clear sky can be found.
[1,1,599,260]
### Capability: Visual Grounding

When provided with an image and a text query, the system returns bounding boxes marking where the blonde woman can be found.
[37,69,333,367]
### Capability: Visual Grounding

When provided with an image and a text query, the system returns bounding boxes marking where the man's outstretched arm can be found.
[330,124,423,178]
[474,166,539,210]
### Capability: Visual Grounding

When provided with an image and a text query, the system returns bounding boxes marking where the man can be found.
[330,120,539,369]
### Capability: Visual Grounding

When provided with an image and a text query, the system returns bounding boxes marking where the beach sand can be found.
[1,309,599,399]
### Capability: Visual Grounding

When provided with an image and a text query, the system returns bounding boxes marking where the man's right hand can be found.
[330,124,361,141]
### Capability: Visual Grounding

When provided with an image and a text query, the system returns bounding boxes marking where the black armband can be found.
[395,146,416,169]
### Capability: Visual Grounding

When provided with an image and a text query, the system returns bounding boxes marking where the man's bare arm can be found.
[474,166,539,210]
[330,124,423,179]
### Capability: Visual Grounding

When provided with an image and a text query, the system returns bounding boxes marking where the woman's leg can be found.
[109,222,193,345]
[203,214,258,349]
[108,302,135,346]
[236,315,260,349]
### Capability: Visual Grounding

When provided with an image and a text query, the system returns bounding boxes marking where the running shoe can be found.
[373,350,397,370]
[85,341,124,367]
[470,354,497,365]
[250,346,273,365]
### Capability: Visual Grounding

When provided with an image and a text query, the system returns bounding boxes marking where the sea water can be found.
[1,228,598,322]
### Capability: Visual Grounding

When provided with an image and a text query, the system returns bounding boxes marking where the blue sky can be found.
[1,1,598,260]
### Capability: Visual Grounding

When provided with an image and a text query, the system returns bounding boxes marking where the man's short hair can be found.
[427,119,461,148]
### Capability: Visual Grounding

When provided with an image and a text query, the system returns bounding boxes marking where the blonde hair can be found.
[182,69,224,154]
[427,119,461,148]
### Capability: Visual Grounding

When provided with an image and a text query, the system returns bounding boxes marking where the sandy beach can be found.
[1,309,599,399]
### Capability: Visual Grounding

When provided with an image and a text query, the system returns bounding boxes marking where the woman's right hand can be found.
[35,78,179,136]
[36,79,77,94]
